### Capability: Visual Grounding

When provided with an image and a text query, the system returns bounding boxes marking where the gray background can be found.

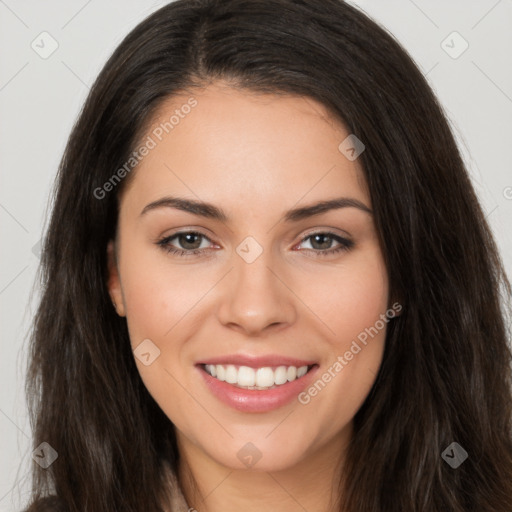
[1,0,511,509]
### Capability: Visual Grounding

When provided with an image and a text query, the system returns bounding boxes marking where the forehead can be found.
[120,82,370,213]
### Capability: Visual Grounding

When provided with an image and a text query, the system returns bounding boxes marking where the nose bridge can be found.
[216,236,296,334]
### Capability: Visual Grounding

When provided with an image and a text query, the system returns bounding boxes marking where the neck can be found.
[176,427,352,512]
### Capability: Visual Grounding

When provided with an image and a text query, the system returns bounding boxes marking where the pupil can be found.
[176,233,333,251]
[180,233,201,249]
[312,234,331,250]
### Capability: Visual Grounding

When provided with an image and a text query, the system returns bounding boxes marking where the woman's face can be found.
[108,82,391,473]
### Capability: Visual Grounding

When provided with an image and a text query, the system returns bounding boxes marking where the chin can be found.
[200,428,320,472]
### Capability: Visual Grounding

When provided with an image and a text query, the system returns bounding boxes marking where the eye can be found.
[156,230,354,258]
[157,231,215,256]
[295,231,354,256]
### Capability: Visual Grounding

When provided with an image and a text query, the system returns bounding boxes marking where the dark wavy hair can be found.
[22,0,512,510]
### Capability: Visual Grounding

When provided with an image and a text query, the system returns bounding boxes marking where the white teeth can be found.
[216,365,226,381]
[225,365,238,384]
[287,366,297,381]
[274,366,288,385]
[204,364,310,389]
[238,366,256,387]
[297,366,308,378]
[256,367,274,388]
[205,364,216,377]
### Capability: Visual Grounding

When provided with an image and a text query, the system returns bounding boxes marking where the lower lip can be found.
[197,365,319,413]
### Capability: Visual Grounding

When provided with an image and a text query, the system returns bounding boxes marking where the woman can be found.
[23,0,512,510]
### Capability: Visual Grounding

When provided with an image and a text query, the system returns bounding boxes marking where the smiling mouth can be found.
[202,363,315,390]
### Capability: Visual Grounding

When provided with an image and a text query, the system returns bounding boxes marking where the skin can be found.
[107,81,393,512]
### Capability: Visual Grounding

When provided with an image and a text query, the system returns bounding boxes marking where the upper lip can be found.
[196,354,317,369]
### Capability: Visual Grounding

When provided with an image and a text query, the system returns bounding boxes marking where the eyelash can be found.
[156,230,354,258]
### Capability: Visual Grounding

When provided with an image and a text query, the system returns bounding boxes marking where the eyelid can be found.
[296,226,352,242]
[292,230,354,255]
[156,227,354,257]
[156,229,217,252]
[155,227,352,252]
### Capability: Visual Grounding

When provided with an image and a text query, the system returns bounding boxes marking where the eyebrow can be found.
[139,195,372,222]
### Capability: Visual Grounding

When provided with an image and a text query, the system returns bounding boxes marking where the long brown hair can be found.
[23,0,512,510]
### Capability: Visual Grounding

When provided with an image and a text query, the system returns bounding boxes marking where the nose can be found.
[216,247,297,337]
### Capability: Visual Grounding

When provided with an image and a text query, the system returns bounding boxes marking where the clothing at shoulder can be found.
[164,462,191,512]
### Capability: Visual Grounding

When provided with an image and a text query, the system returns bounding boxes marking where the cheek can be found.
[303,251,389,345]
[295,252,389,427]
[119,245,211,345]
[118,248,200,419]
[120,237,389,351]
